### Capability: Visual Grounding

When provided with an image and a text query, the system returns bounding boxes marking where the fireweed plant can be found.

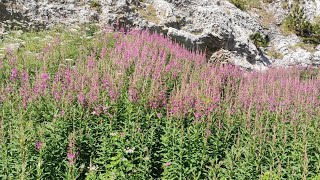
[0,26,320,179]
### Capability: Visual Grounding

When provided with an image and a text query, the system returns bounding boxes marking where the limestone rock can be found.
[0,0,319,70]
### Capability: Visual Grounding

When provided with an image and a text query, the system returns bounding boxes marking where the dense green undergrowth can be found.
[284,4,320,45]
[0,26,320,179]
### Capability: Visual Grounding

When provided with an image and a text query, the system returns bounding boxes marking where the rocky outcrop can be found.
[262,0,320,67]
[142,0,271,70]
[0,0,319,70]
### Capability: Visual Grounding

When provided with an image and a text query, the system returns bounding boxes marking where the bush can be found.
[230,0,274,11]
[231,0,246,10]
[250,32,270,48]
[284,4,320,44]
[90,0,102,13]
[300,68,319,80]
[1,26,320,179]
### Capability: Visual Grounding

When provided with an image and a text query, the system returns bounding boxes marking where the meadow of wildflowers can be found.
[0,26,320,179]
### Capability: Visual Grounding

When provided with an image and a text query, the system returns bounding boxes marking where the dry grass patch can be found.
[255,8,276,28]
[289,42,317,52]
[138,4,160,24]
[267,47,284,59]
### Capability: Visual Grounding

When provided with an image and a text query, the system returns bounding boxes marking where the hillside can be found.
[1,0,320,70]
[0,0,320,179]
[0,22,320,179]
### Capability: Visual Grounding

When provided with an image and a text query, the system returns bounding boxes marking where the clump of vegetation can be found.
[281,0,290,9]
[257,8,276,28]
[283,4,320,44]
[300,68,319,80]
[90,0,102,13]
[262,0,274,3]
[289,42,316,52]
[250,32,270,48]
[230,0,274,11]
[1,26,320,179]
[313,16,320,24]
[85,24,99,37]
[267,48,284,59]
[231,0,247,10]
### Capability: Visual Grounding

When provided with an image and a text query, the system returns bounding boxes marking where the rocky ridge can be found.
[0,0,320,70]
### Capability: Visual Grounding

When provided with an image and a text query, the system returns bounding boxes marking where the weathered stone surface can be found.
[102,0,270,70]
[0,0,319,70]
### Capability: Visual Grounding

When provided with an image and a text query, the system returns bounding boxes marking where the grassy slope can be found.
[0,26,320,179]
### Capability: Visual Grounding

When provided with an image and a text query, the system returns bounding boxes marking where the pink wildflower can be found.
[78,93,85,105]
[67,152,76,165]
[11,68,18,80]
[164,162,172,167]
[87,60,94,68]
[67,134,77,165]
[120,132,125,138]
[60,110,65,117]
[35,141,42,151]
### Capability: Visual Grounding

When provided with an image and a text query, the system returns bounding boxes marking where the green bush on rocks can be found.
[250,32,270,48]
[283,4,320,44]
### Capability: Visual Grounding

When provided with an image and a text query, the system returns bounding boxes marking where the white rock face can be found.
[0,0,319,70]
[139,0,270,70]
[275,48,312,66]
[304,0,320,22]
[266,0,320,24]
[313,51,320,64]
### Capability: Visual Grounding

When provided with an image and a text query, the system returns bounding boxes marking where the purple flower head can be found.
[11,68,18,79]
[60,110,65,117]
[9,57,17,65]
[55,35,61,45]
[5,48,13,55]
[87,54,95,69]
[92,106,101,116]
[129,88,139,102]
[41,73,49,81]
[35,141,42,151]
[87,60,94,68]
[67,133,77,165]
[77,93,85,105]
[102,106,108,114]
[156,113,162,119]
[67,152,76,165]
[120,132,125,138]
[205,129,212,138]
[164,162,171,167]
[53,90,61,101]
[101,47,107,59]
[21,71,29,82]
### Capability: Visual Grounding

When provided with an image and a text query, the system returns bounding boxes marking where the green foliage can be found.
[261,171,280,180]
[231,0,246,11]
[267,48,284,59]
[89,1,102,13]
[85,24,99,37]
[300,68,319,80]
[284,4,320,44]
[1,27,320,179]
[230,0,274,11]
[250,32,270,48]
[262,0,274,3]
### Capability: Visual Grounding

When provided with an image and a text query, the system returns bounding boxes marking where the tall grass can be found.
[0,26,320,179]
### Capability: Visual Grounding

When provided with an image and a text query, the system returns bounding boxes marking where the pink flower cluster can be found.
[1,28,319,122]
